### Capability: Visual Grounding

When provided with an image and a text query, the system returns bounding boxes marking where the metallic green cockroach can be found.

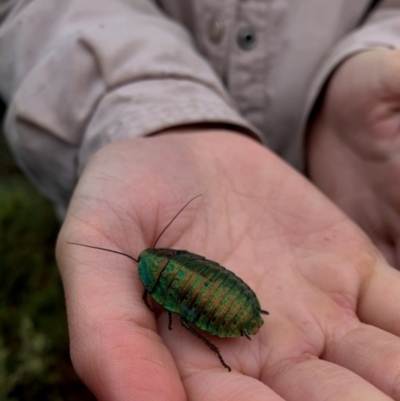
[69,195,269,371]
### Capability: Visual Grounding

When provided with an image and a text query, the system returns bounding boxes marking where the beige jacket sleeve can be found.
[2,0,400,216]
[305,1,400,140]
[0,0,256,216]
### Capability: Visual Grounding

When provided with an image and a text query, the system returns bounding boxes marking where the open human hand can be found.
[308,49,400,267]
[57,130,400,400]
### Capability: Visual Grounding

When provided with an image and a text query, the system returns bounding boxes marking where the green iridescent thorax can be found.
[137,248,169,292]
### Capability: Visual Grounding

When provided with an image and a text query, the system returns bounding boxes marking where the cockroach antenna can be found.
[152,194,202,249]
[67,243,139,263]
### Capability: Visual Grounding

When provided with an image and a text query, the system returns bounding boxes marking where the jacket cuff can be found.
[78,78,260,173]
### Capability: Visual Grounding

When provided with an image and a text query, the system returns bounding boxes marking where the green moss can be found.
[0,133,95,400]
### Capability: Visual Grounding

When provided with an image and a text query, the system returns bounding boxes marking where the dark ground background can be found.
[0,104,95,400]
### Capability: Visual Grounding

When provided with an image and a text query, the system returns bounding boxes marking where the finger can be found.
[183,370,285,401]
[358,263,400,335]
[266,357,393,401]
[159,314,286,401]
[57,238,186,401]
[324,322,400,400]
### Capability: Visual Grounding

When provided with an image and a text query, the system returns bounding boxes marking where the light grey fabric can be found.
[0,0,398,215]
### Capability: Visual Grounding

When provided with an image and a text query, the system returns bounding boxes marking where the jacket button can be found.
[208,18,225,44]
[237,27,257,50]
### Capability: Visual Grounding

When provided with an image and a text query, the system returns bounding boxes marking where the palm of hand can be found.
[58,132,399,400]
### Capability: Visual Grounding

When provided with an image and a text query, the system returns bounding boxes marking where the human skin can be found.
[308,49,400,268]
[57,131,400,400]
